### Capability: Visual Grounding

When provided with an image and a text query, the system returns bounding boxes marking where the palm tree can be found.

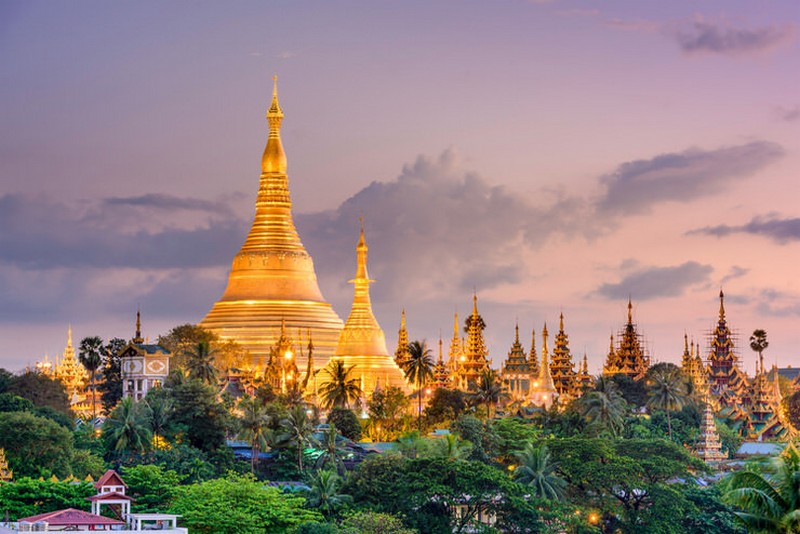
[102,397,152,454]
[513,443,567,501]
[431,433,473,461]
[724,443,800,532]
[471,368,503,421]
[238,396,271,473]
[402,340,434,433]
[277,404,316,472]
[750,329,769,373]
[307,469,353,517]
[318,360,362,410]
[185,341,218,385]
[145,394,173,449]
[78,336,105,421]
[580,381,627,437]
[315,424,349,475]
[646,367,689,440]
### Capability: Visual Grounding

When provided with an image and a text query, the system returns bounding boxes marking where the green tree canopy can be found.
[0,478,94,521]
[168,473,321,533]
[0,411,75,478]
[6,371,71,416]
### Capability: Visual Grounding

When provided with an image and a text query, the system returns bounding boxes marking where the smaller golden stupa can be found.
[331,220,409,393]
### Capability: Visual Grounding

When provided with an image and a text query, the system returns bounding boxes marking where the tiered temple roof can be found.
[602,300,649,380]
[528,328,540,378]
[54,326,88,396]
[694,401,727,463]
[502,323,534,400]
[201,78,344,368]
[706,290,748,406]
[394,310,410,369]
[550,313,578,397]
[432,337,450,389]
[456,294,490,391]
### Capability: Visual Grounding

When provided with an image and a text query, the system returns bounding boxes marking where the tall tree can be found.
[98,337,126,414]
[78,336,105,421]
[646,366,689,440]
[750,329,769,373]
[318,360,362,410]
[277,405,316,472]
[471,368,503,421]
[724,443,800,532]
[238,396,271,473]
[102,396,152,454]
[144,391,174,449]
[402,340,434,433]
[315,424,349,475]
[580,380,627,437]
[185,341,218,385]
[306,469,352,517]
[513,443,567,501]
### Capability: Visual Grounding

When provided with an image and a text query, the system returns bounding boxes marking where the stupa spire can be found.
[333,222,408,392]
[719,289,726,322]
[134,308,144,344]
[201,79,344,365]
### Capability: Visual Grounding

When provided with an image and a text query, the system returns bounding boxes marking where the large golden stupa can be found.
[332,221,409,393]
[201,78,344,367]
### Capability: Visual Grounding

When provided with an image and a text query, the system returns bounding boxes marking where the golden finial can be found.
[514,320,520,344]
[134,307,144,344]
[684,333,689,353]
[627,298,633,324]
[354,218,370,280]
[262,74,286,174]
[472,292,478,316]
[559,312,564,332]
[719,288,726,321]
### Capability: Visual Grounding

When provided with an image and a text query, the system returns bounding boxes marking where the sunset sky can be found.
[1,1,799,374]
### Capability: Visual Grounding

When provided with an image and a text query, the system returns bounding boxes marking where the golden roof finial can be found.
[684,332,689,353]
[67,324,73,349]
[134,307,144,344]
[627,298,633,324]
[719,288,726,321]
[355,217,370,280]
[262,74,286,174]
[472,291,478,317]
[514,320,520,344]
[559,312,564,332]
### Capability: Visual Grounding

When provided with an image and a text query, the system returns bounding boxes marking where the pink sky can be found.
[1,1,799,374]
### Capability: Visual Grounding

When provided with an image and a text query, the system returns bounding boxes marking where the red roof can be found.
[86,491,134,502]
[94,469,127,489]
[18,508,125,526]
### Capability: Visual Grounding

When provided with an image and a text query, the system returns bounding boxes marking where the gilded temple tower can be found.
[54,326,88,396]
[201,78,344,367]
[550,313,578,397]
[528,322,558,409]
[706,290,748,404]
[332,221,408,393]
[394,310,410,368]
[502,323,534,400]
[457,294,490,390]
[604,300,649,380]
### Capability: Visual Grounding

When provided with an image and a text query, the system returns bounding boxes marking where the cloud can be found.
[754,289,800,317]
[722,265,749,284]
[297,149,585,304]
[596,261,713,300]
[690,215,800,244]
[776,105,800,122]
[103,193,236,215]
[0,193,246,269]
[673,19,796,57]
[594,141,783,216]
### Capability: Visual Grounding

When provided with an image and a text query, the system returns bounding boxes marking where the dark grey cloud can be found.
[0,193,246,269]
[722,266,749,284]
[297,149,583,304]
[690,216,800,244]
[596,261,713,300]
[674,20,796,56]
[595,141,783,216]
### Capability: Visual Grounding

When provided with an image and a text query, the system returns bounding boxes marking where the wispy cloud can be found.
[596,261,713,300]
[776,105,800,122]
[594,141,783,216]
[689,215,800,244]
[673,19,796,57]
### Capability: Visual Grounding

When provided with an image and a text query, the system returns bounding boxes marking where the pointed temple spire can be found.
[394,309,410,367]
[603,300,648,380]
[551,312,578,398]
[54,326,87,396]
[448,312,463,378]
[201,78,344,366]
[134,308,144,344]
[528,327,539,376]
[501,320,533,400]
[528,322,558,408]
[719,289,726,322]
[332,222,408,393]
[457,292,490,390]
